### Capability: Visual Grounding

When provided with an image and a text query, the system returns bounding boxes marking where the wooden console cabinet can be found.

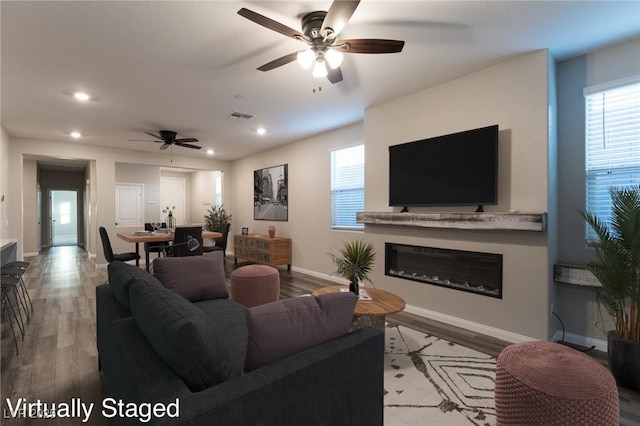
[234,234,292,270]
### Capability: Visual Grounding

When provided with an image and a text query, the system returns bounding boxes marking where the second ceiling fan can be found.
[238,0,405,84]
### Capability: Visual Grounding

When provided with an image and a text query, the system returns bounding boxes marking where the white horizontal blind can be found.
[331,144,364,230]
[585,81,640,243]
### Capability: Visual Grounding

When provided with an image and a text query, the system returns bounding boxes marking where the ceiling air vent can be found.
[228,111,254,120]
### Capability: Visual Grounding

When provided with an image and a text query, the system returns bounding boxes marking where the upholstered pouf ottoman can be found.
[495,341,619,425]
[230,265,280,308]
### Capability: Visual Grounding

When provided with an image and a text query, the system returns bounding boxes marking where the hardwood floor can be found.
[1,247,639,425]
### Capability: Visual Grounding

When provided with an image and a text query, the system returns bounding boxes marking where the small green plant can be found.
[581,184,640,343]
[330,240,376,286]
[204,205,232,232]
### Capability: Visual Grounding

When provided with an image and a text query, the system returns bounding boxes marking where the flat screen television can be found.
[388,124,498,208]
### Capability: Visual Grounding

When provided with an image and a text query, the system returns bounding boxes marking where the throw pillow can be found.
[152,251,228,301]
[245,291,357,371]
[129,277,240,392]
[107,260,157,311]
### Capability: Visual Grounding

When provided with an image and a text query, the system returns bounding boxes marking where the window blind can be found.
[584,81,640,243]
[331,144,364,230]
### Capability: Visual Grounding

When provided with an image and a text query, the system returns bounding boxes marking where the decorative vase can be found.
[349,278,359,296]
[268,225,276,238]
[607,331,640,391]
[166,214,176,232]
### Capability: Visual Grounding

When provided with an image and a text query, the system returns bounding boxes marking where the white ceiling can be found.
[2,1,639,163]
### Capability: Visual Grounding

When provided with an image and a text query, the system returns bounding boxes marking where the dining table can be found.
[117,230,222,271]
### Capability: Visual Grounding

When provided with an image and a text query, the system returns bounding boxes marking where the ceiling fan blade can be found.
[257,51,300,71]
[127,139,163,143]
[175,138,199,143]
[159,143,170,151]
[174,142,202,150]
[327,66,343,84]
[336,38,405,54]
[321,0,360,39]
[238,8,307,41]
[144,131,162,139]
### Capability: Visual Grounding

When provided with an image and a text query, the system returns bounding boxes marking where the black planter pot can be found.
[607,331,640,391]
[349,278,359,295]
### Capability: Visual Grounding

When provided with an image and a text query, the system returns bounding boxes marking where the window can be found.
[331,144,364,230]
[584,78,640,243]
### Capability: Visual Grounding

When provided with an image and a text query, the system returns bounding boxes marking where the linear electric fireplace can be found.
[385,243,503,298]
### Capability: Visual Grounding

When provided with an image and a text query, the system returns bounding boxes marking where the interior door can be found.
[160,177,186,225]
[115,184,143,227]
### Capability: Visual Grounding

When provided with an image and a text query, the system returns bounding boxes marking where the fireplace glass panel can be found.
[385,243,502,298]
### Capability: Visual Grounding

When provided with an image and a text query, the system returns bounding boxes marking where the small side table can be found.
[312,285,405,331]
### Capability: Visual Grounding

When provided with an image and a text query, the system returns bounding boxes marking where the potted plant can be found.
[204,205,232,232]
[330,240,376,295]
[581,184,640,390]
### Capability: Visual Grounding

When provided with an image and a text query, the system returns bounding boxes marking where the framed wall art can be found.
[254,164,288,221]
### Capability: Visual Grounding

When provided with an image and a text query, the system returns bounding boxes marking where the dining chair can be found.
[169,226,203,257]
[203,222,231,258]
[99,226,141,263]
[144,223,168,258]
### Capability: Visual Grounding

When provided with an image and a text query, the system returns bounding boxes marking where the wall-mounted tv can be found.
[388,125,498,209]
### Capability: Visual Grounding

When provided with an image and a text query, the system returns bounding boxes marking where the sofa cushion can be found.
[245,291,358,370]
[153,251,228,301]
[129,277,240,392]
[194,298,248,374]
[107,260,156,311]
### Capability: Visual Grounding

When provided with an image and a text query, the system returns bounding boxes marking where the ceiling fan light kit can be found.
[296,50,315,69]
[238,0,404,85]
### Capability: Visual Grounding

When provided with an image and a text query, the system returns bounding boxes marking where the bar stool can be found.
[1,275,26,337]
[1,278,21,354]
[0,267,32,321]
[3,261,30,269]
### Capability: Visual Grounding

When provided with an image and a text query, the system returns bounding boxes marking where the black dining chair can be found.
[203,222,231,258]
[169,226,203,257]
[144,223,168,258]
[99,226,141,263]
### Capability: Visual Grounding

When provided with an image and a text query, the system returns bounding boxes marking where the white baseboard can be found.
[403,304,538,344]
[95,259,143,271]
[289,266,349,286]
[551,330,607,352]
[23,252,38,258]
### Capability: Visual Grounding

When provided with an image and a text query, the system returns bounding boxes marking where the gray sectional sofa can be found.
[96,252,384,425]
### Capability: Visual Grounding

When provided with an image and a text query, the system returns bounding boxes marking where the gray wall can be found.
[555,38,640,341]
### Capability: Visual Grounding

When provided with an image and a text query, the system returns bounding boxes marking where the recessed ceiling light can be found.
[70,131,82,138]
[73,92,90,101]
[256,128,266,135]
[206,149,214,155]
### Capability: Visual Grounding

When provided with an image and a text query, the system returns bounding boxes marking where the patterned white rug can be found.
[384,323,497,426]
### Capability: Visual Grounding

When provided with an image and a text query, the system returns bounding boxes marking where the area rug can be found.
[384,323,497,426]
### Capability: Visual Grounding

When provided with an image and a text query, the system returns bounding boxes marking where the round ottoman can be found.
[495,341,619,425]
[230,265,280,308]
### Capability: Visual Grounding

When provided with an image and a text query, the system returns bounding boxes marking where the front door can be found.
[50,190,78,246]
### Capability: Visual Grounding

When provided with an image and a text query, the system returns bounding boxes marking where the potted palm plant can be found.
[581,184,640,390]
[204,205,232,232]
[330,240,376,295]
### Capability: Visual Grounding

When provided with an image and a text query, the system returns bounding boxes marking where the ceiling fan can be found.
[238,0,405,84]
[128,130,201,151]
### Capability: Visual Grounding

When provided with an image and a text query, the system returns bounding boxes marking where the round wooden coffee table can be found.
[312,285,405,331]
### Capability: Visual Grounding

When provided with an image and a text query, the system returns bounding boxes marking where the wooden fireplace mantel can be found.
[356,211,547,232]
